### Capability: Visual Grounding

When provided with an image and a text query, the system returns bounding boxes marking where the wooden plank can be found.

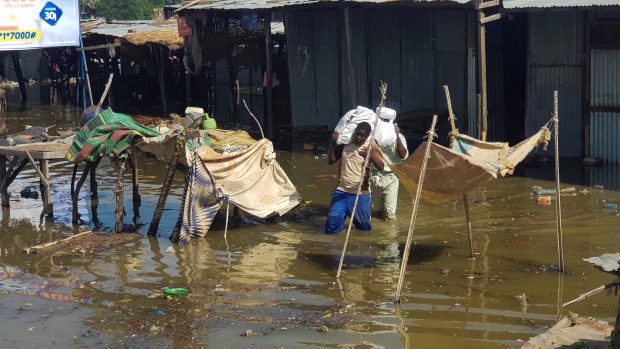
[480,13,503,25]
[478,11,489,141]
[76,42,120,52]
[475,0,500,10]
[0,148,67,160]
[23,231,93,254]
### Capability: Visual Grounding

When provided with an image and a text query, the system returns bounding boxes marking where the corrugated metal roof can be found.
[85,21,177,37]
[175,0,471,11]
[504,0,620,9]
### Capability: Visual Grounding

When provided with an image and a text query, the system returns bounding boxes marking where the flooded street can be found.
[1,88,620,349]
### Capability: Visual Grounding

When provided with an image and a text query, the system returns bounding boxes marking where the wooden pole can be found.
[553,90,565,272]
[72,163,91,224]
[336,82,388,279]
[243,100,266,139]
[96,73,114,113]
[148,140,181,235]
[10,52,27,104]
[114,159,127,233]
[79,35,94,106]
[443,85,458,149]
[131,148,141,227]
[343,4,358,106]
[154,45,168,115]
[395,115,438,303]
[0,156,8,207]
[89,157,101,227]
[444,86,475,258]
[39,159,52,216]
[463,194,475,258]
[264,11,274,139]
[477,12,488,141]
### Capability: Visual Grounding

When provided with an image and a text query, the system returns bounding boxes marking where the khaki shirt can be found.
[337,141,371,194]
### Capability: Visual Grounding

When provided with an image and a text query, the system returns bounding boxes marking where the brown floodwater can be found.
[1,87,620,349]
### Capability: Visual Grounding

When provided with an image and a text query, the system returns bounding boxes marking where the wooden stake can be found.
[553,90,565,272]
[39,159,52,216]
[463,193,475,258]
[114,159,127,233]
[336,82,388,279]
[395,115,438,303]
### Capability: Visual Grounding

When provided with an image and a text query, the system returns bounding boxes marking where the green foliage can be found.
[93,0,179,21]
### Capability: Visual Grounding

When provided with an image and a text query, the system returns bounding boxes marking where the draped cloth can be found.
[172,153,224,244]
[391,126,550,204]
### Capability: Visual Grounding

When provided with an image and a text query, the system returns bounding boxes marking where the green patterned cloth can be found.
[66,109,161,163]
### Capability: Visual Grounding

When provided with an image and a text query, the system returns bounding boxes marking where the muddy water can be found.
[1,88,620,349]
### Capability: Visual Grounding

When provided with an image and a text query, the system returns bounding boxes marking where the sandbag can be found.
[334,106,377,145]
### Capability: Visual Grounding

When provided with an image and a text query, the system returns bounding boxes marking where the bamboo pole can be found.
[336,82,388,279]
[553,90,565,273]
[395,115,438,303]
[562,279,620,307]
[79,35,94,106]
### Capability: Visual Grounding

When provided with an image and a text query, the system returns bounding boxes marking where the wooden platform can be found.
[0,137,73,216]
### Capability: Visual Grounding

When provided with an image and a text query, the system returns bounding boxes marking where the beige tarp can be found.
[138,133,301,219]
[391,127,550,204]
[194,139,302,218]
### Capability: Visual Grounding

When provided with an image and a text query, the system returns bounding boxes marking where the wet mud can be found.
[1,90,620,348]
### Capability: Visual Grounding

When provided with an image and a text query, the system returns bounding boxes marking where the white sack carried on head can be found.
[374,107,397,148]
[334,106,377,145]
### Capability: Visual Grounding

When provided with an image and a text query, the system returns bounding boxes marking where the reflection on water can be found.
[0,92,619,348]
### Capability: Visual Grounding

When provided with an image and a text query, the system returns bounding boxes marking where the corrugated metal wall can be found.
[367,10,401,110]
[313,10,341,127]
[435,10,468,130]
[286,8,475,130]
[2,50,49,82]
[401,11,435,114]
[590,49,620,162]
[339,8,369,112]
[526,12,583,157]
[286,10,319,126]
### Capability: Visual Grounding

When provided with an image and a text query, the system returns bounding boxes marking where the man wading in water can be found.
[325,122,385,234]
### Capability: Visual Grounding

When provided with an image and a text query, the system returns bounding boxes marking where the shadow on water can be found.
[300,243,447,271]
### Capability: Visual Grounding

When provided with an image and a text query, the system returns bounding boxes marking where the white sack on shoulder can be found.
[374,119,397,148]
[334,106,377,145]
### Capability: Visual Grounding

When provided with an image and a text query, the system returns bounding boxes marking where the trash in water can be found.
[152,309,164,315]
[532,186,576,196]
[20,186,39,200]
[164,288,188,296]
[593,185,604,190]
[164,246,174,253]
[538,196,552,205]
[602,203,618,210]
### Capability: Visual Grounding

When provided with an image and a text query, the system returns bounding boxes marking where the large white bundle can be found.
[334,106,377,145]
[374,107,397,148]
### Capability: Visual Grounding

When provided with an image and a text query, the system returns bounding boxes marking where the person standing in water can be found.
[370,107,408,221]
[325,122,385,234]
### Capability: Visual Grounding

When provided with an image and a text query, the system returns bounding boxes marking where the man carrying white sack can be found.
[370,107,408,221]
